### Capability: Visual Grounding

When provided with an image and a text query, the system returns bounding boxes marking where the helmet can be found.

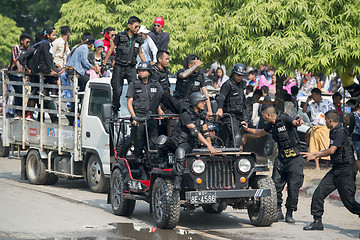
[136,61,152,71]
[189,92,207,106]
[231,63,248,76]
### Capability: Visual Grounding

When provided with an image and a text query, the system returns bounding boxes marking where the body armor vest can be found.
[175,107,206,146]
[272,114,301,159]
[174,70,204,100]
[223,79,246,116]
[330,125,354,165]
[153,65,170,91]
[115,31,142,66]
[133,78,160,115]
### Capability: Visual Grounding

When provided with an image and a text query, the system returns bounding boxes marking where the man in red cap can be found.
[148,16,170,51]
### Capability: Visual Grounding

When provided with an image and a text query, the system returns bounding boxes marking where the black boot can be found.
[303,218,324,230]
[274,207,284,222]
[285,209,295,223]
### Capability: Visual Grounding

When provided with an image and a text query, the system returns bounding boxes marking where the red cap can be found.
[154,17,165,27]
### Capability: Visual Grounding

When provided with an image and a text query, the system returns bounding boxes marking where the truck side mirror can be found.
[101,103,113,122]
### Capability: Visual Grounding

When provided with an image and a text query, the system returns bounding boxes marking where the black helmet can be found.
[231,63,248,76]
[189,92,207,106]
[136,61,152,71]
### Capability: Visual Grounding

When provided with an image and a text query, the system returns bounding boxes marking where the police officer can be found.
[242,105,305,223]
[173,55,212,117]
[157,92,220,188]
[303,110,360,231]
[126,61,165,166]
[216,63,248,148]
[104,16,146,116]
[152,50,171,93]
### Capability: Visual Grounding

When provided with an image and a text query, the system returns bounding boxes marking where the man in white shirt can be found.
[303,88,334,169]
[52,26,71,68]
[136,25,158,65]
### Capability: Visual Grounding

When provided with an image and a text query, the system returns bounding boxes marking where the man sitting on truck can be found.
[156,91,221,189]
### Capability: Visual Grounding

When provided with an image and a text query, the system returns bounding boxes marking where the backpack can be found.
[19,41,42,68]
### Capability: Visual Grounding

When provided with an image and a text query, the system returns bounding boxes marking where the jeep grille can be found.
[205,158,235,189]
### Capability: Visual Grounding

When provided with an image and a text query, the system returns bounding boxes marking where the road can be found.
[0,156,359,240]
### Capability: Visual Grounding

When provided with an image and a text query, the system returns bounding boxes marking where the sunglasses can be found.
[25,41,31,44]
[154,24,162,28]
[110,34,115,37]
[134,25,140,29]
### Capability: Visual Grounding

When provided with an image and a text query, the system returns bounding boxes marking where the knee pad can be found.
[175,147,186,161]
[156,135,168,148]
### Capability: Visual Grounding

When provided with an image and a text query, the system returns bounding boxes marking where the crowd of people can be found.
[4,15,360,232]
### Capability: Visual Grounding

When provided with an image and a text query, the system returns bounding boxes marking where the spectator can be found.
[248,70,269,89]
[66,33,99,92]
[345,97,360,173]
[259,64,272,83]
[88,40,111,77]
[332,92,342,117]
[7,33,31,119]
[291,85,299,110]
[245,85,254,97]
[214,67,229,89]
[148,17,170,51]
[102,27,116,54]
[52,25,70,69]
[299,71,318,96]
[103,16,145,116]
[261,86,271,102]
[136,25,158,65]
[303,88,334,169]
[269,74,277,95]
[209,58,226,78]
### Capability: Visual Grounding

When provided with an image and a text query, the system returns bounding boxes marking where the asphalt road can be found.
[0,156,359,240]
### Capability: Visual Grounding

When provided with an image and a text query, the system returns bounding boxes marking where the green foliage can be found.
[208,0,360,75]
[0,15,24,66]
[0,0,69,37]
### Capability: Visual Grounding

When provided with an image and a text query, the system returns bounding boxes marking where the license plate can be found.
[189,191,216,204]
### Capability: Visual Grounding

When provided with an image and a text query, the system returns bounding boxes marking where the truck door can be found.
[81,83,111,176]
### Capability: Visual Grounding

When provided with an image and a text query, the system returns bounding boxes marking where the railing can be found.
[1,70,81,165]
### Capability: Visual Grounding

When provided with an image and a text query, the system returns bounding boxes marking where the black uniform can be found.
[264,113,304,212]
[216,78,247,147]
[112,29,144,111]
[173,69,207,104]
[152,64,170,92]
[157,105,207,173]
[310,123,360,219]
[126,77,164,159]
[152,64,172,135]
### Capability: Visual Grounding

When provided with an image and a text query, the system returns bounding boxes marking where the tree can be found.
[0,0,69,37]
[0,15,24,66]
[207,0,360,76]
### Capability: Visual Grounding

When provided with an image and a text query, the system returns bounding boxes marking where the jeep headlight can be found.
[192,159,205,174]
[238,159,251,173]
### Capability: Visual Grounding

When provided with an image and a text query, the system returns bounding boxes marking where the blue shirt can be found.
[66,44,92,76]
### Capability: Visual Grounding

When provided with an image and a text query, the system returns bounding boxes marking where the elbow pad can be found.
[189,127,199,138]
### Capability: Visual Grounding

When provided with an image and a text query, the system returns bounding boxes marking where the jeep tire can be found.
[152,178,180,229]
[247,175,277,226]
[110,168,135,216]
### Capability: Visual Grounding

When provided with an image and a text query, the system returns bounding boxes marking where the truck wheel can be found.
[45,173,59,185]
[152,178,180,229]
[0,134,9,157]
[202,204,226,214]
[87,154,109,193]
[110,168,135,216]
[247,175,277,226]
[26,150,48,185]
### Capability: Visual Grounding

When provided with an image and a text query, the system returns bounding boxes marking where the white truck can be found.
[1,71,113,192]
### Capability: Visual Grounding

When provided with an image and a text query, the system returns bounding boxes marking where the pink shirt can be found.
[258,75,270,88]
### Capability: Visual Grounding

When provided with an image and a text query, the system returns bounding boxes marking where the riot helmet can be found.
[136,61,152,72]
[189,91,207,106]
[230,63,248,76]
